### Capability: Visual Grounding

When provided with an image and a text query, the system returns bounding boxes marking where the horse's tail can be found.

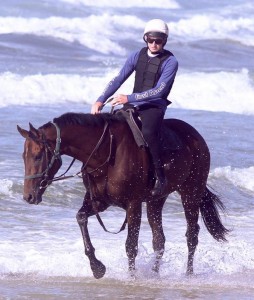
[200,187,229,242]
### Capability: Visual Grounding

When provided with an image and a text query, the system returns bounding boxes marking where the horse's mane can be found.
[39,112,125,130]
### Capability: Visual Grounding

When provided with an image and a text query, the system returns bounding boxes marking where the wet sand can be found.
[1,272,253,300]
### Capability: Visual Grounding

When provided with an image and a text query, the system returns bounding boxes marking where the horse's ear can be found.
[17,124,40,141]
[29,123,39,138]
[17,125,30,139]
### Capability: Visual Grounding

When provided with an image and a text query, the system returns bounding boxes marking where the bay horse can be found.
[17,112,229,279]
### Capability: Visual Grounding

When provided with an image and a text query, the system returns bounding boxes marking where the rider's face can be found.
[146,37,164,53]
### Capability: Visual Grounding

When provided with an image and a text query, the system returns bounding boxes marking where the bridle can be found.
[24,97,116,187]
[25,121,113,189]
[24,118,127,234]
[25,122,62,189]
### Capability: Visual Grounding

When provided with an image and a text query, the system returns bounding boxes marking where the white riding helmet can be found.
[143,19,169,39]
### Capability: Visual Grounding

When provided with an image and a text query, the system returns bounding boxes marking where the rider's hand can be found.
[91,102,103,114]
[111,94,128,106]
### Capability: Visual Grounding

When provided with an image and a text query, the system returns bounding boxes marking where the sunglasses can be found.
[146,37,164,45]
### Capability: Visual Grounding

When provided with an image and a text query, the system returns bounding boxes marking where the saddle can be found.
[115,108,182,151]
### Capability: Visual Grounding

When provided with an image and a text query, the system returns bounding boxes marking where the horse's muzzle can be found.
[23,193,42,205]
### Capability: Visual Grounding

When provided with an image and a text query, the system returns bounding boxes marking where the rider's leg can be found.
[138,106,167,196]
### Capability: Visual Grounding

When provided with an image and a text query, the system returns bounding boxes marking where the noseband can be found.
[24,122,62,188]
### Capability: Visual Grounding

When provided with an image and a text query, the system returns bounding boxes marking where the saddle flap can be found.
[116,108,183,151]
[160,123,183,151]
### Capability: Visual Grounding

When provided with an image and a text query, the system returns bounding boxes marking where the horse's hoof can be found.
[128,266,137,280]
[90,260,106,279]
[152,262,160,273]
[129,270,137,280]
[186,269,194,277]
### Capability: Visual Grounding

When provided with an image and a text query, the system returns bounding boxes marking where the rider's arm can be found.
[96,51,139,104]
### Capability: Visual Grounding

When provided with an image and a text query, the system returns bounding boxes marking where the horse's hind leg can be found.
[76,192,109,279]
[147,196,167,273]
[179,187,202,275]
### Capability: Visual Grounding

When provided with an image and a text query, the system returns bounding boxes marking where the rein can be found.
[51,121,112,182]
[81,121,112,173]
[83,122,127,234]
[25,122,111,185]
[87,175,127,234]
[26,119,127,234]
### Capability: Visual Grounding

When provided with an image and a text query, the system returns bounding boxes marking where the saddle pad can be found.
[116,109,183,151]
[160,123,183,151]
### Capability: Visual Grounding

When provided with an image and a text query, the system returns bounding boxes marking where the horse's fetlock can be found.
[85,246,95,256]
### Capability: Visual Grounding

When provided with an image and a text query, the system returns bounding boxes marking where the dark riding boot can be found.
[151,166,167,197]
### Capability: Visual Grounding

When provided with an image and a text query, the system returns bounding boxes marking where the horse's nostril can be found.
[23,193,42,205]
[24,194,33,203]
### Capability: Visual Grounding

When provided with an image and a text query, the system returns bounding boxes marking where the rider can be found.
[91,19,178,196]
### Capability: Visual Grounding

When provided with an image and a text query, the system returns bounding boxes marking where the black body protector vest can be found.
[133,47,173,93]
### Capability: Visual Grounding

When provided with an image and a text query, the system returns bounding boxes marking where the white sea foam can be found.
[0,15,143,55]
[0,72,104,106]
[0,179,13,196]
[58,0,180,9]
[1,12,254,49]
[169,14,254,46]
[0,69,253,115]
[210,166,254,193]
[171,68,254,115]
[0,231,253,279]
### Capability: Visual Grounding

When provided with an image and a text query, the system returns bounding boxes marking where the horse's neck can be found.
[60,125,109,163]
[58,122,147,169]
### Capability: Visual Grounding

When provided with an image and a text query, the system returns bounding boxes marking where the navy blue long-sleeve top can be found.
[97,48,178,110]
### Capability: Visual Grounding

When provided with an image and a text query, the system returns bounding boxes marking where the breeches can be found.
[137,106,165,168]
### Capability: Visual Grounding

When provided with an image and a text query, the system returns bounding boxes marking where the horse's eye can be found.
[34,155,42,161]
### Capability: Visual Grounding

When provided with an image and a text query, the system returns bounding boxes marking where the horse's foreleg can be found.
[76,194,108,279]
[125,201,142,275]
[147,197,167,273]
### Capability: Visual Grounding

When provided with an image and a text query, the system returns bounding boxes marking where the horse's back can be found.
[163,118,208,150]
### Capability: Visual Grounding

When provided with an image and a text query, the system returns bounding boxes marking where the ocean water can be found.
[0,0,254,299]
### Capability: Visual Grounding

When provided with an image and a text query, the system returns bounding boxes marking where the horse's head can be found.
[17,122,62,205]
